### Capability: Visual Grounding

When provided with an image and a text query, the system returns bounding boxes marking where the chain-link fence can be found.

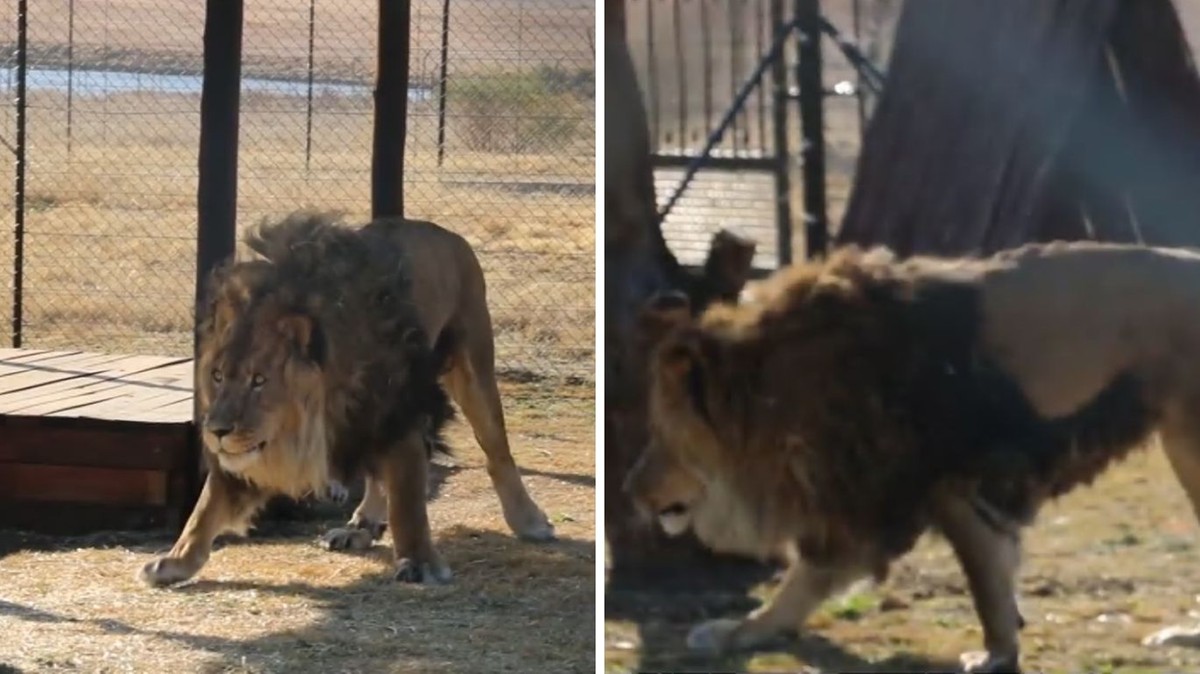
[0,0,595,382]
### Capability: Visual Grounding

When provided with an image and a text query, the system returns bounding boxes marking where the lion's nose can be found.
[206,421,234,439]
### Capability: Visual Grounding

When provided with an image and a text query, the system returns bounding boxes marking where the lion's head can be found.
[621,252,912,561]
[196,257,333,495]
[621,291,732,542]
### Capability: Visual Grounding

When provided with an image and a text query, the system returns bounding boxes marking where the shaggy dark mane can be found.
[202,210,454,480]
[665,245,1157,563]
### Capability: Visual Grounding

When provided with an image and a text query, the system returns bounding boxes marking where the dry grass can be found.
[17,0,595,81]
[0,84,595,378]
[0,380,595,674]
[605,442,1200,673]
[0,0,596,379]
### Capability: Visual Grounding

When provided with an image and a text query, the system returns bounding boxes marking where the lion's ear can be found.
[657,338,713,424]
[201,264,242,338]
[637,290,692,344]
[277,313,325,364]
[703,230,757,301]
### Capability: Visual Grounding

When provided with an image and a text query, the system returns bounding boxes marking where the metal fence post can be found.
[66,0,75,161]
[191,0,245,517]
[770,0,793,267]
[372,0,412,219]
[435,0,451,167]
[12,0,28,348]
[796,0,827,258]
[304,0,316,172]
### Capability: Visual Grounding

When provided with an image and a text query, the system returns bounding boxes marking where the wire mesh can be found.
[0,0,595,383]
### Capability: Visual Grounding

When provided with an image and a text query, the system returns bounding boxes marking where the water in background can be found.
[0,66,433,101]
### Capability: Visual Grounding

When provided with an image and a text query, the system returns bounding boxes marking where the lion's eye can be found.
[251,373,266,388]
[211,369,223,383]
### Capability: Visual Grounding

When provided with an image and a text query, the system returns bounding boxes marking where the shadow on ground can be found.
[605,556,958,674]
[1,522,594,673]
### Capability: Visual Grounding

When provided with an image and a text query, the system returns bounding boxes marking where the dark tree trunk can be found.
[838,0,1200,256]
[604,22,756,572]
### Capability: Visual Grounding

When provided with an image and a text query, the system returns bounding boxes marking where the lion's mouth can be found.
[219,440,266,455]
[657,503,692,537]
[660,503,688,517]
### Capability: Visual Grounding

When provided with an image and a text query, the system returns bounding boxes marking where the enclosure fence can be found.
[0,0,595,383]
[624,0,899,267]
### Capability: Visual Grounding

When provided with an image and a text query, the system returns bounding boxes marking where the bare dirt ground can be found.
[0,380,595,674]
[605,442,1200,673]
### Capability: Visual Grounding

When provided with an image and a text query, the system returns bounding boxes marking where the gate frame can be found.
[637,0,886,268]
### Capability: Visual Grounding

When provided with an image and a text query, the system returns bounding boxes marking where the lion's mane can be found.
[648,243,1166,567]
[197,211,454,495]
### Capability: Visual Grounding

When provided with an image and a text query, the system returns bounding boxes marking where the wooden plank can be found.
[0,349,88,378]
[123,359,194,387]
[0,500,166,534]
[2,350,106,370]
[0,348,54,361]
[0,349,80,362]
[63,393,195,424]
[0,352,131,393]
[0,353,184,403]
[75,386,189,414]
[0,356,190,416]
[128,407,198,424]
[38,360,194,421]
[0,464,168,506]
[0,418,189,469]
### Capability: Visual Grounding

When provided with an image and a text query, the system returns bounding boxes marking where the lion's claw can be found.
[393,557,452,585]
[325,480,351,504]
[137,556,199,588]
[319,521,383,551]
[687,618,739,655]
[960,650,1021,673]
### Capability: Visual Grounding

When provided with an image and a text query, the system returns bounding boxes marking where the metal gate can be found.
[623,0,891,269]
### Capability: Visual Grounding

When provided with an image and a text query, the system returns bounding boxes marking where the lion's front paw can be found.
[319,525,378,551]
[960,650,1020,673]
[393,556,452,585]
[325,480,351,504]
[686,617,789,655]
[138,555,201,588]
[506,503,557,543]
[1143,624,1200,648]
[687,618,742,655]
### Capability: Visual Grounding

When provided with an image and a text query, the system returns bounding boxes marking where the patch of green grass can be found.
[823,590,881,621]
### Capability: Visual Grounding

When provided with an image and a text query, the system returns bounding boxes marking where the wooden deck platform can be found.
[0,348,200,535]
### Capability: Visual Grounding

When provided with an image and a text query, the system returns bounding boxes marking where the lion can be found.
[139,211,553,588]
[624,240,1200,673]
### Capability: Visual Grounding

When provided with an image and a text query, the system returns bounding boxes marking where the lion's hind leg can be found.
[1158,407,1200,522]
[441,334,555,542]
[320,476,388,551]
[1143,409,1200,649]
[686,551,868,656]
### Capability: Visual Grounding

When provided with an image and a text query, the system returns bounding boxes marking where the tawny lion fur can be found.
[139,211,552,588]
[625,240,1200,673]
